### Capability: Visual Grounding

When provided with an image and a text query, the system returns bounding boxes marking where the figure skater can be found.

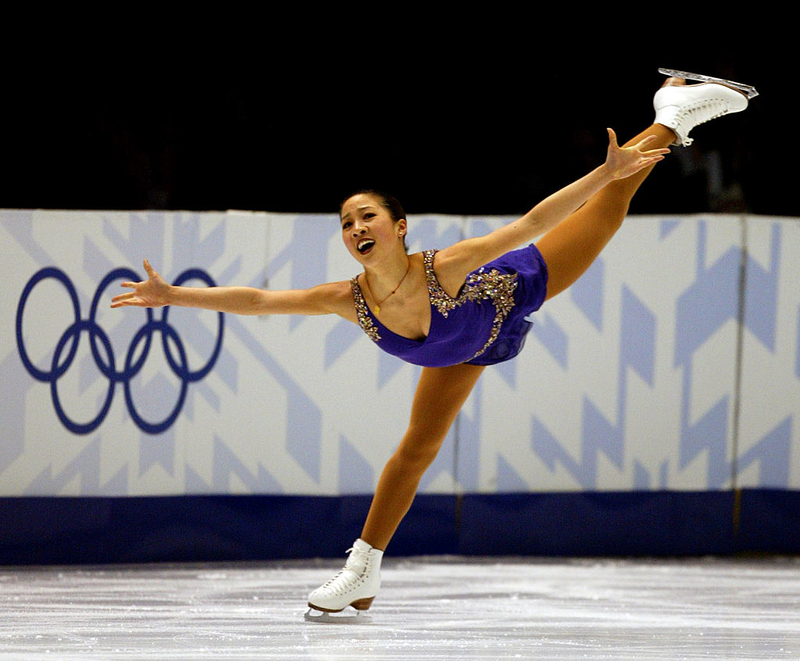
[111,73,752,613]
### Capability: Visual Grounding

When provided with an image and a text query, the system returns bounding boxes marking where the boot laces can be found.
[319,546,369,595]
[684,98,729,123]
[675,98,731,145]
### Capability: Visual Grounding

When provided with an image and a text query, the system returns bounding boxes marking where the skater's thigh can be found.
[405,363,485,442]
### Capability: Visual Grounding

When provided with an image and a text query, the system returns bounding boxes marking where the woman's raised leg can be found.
[535,123,675,302]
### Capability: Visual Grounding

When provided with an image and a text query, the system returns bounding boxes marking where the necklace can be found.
[363,259,411,316]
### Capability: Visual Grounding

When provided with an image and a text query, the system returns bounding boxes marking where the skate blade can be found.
[304,607,371,624]
[658,68,759,99]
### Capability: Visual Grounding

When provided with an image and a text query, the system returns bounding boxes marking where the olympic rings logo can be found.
[16,266,224,435]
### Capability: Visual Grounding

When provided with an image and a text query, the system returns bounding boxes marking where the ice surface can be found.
[0,556,798,659]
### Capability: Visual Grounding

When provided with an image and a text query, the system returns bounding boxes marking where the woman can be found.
[111,76,750,613]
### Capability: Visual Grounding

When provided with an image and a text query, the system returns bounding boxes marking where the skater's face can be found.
[340,193,407,263]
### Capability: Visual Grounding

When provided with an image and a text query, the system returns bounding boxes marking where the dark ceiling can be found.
[2,47,790,219]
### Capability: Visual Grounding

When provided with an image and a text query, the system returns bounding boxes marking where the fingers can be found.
[110,292,137,308]
[634,134,658,148]
[632,135,671,157]
[608,129,670,161]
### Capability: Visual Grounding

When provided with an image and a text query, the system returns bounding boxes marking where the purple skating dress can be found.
[350,244,548,367]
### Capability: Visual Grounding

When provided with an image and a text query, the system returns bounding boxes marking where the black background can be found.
[2,38,791,219]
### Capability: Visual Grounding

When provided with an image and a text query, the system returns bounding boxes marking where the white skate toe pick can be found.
[307,539,383,613]
[654,77,750,146]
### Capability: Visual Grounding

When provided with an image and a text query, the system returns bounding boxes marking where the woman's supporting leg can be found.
[308,362,485,612]
[360,362,486,550]
[536,123,675,302]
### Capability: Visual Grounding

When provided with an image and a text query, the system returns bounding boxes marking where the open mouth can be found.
[357,239,375,255]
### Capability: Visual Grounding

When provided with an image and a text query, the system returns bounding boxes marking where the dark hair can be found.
[339,189,406,222]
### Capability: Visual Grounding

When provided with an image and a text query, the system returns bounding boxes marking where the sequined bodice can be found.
[350,249,519,364]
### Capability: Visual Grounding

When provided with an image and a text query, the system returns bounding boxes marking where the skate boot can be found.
[307,539,383,613]
[654,74,750,146]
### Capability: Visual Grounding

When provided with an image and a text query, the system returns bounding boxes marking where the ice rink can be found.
[1,555,799,659]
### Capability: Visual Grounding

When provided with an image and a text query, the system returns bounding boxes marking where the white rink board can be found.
[738,217,800,489]
[2,210,798,497]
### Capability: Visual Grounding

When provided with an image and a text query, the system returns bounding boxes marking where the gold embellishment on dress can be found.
[424,250,518,359]
[350,276,381,342]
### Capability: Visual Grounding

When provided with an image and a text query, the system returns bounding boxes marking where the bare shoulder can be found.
[310,280,358,321]
[432,237,495,293]
[434,219,529,290]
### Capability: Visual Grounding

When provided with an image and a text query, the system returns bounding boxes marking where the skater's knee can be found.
[391,431,445,474]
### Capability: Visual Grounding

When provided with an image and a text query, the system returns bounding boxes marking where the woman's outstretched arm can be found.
[110,259,354,318]
[434,129,670,284]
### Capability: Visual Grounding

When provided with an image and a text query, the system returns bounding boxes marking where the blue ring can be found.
[50,319,116,434]
[89,267,154,381]
[161,268,224,382]
[16,268,81,382]
[123,320,189,435]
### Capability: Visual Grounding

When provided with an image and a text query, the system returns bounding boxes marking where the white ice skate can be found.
[307,539,383,614]
[654,68,755,146]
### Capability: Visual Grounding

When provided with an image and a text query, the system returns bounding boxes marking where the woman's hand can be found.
[604,128,671,180]
[110,260,171,308]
